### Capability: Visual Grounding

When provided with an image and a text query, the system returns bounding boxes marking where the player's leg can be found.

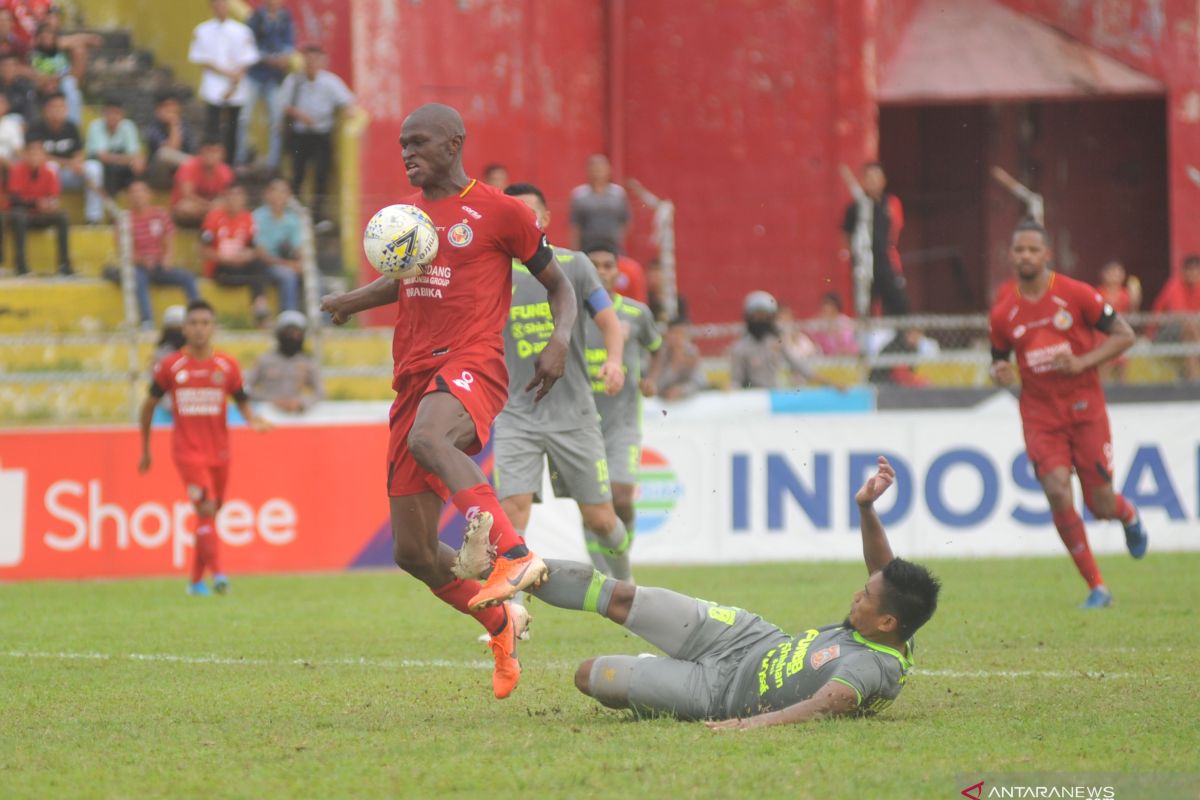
[1073,415,1147,559]
[176,462,216,596]
[208,465,230,594]
[574,655,717,720]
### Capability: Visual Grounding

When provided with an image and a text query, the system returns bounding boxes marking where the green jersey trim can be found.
[852,631,912,670]
[829,676,863,706]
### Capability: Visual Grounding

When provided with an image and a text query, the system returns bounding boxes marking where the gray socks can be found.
[529,559,618,616]
[585,517,633,581]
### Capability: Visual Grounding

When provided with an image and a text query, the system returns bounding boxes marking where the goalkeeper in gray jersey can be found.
[581,243,663,571]
[487,183,635,581]
[528,456,941,727]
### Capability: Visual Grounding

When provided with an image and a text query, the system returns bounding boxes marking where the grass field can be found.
[2,553,1198,799]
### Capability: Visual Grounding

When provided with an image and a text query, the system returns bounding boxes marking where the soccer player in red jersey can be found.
[989,221,1148,609]
[320,103,577,698]
[138,300,270,596]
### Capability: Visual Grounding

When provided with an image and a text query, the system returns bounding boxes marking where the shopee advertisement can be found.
[0,425,390,580]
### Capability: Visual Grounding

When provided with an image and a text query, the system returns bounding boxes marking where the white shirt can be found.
[0,112,24,161]
[188,17,259,106]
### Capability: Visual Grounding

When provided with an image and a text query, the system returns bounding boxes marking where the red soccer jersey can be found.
[200,207,256,278]
[152,350,245,466]
[989,272,1112,424]
[1151,277,1200,313]
[171,156,234,205]
[392,180,545,375]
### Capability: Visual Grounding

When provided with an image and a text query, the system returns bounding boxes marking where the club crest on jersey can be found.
[212,370,224,385]
[811,645,840,669]
[447,223,473,248]
[1012,324,1027,339]
[177,370,189,384]
[1053,309,1073,331]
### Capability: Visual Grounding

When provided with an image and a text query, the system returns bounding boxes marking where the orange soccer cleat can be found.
[488,602,530,699]
[468,550,549,611]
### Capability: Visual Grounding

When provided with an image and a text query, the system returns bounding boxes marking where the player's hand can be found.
[249,417,273,433]
[705,718,751,731]
[320,292,352,326]
[527,336,568,402]
[600,360,625,395]
[138,453,151,474]
[855,456,895,507]
[1051,352,1085,376]
[639,377,657,398]
[989,360,1015,386]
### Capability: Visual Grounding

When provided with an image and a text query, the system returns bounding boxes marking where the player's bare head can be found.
[400,104,466,188]
[1100,259,1125,285]
[184,299,216,348]
[586,153,611,184]
[1183,254,1200,284]
[862,161,886,198]
[848,559,940,642]
[586,243,620,292]
[504,182,550,229]
[1010,219,1051,279]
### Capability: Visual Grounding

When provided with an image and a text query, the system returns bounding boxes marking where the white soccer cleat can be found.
[452,511,496,580]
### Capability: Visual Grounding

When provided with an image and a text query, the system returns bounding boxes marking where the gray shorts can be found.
[492,423,612,505]
[610,600,787,721]
[601,422,642,486]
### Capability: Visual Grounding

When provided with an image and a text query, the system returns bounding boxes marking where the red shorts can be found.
[175,461,229,507]
[387,347,508,499]
[1023,413,1115,496]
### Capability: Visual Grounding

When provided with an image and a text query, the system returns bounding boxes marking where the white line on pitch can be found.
[0,650,1147,680]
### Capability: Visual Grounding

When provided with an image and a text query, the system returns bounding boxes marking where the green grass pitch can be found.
[2,554,1197,798]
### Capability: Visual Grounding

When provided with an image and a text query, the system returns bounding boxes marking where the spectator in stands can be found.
[171,137,233,227]
[27,91,101,222]
[0,53,34,122]
[252,177,302,312]
[30,23,81,124]
[145,92,197,190]
[645,258,685,324]
[124,179,199,327]
[1151,254,1200,382]
[482,163,508,188]
[0,91,24,169]
[241,0,295,170]
[201,182,271,324]
[188,0,259,165]
[281,43,356,228]
[809,291,858,356]
[729,290,843,390]
[86,96,145,201]
[152,304,188,368]
[650,316,706,400]
[842,162,910,317]
[7,138,71,275]
[867,327,939,387]
[1096,260,1141,384]
[0,9,28,62]
[616,254,648,304]
[248,310,324,413]
[778,305,819,365]
[570,153,630,252]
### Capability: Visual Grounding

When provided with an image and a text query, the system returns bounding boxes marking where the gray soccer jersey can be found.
[497,248,606,433]
[724,623,911,717]
[586,294,662,433]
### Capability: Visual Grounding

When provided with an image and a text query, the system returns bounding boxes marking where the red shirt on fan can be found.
[152,350,246,465]
[1151,277,1200,313]
[989,272,1112,426]
[393,180,546,379]
[171,155,234,205]
[200,207,255,278]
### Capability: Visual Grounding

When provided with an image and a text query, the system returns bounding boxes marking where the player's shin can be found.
[451,483,528,559]
[432,577,508,634]
[1052,508,1104,589]
[585,518,633,581]
[192,517,215,583]
[528,559,618,616]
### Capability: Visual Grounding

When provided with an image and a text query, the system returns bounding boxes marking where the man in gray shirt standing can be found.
[281,43,357,225]
[569,154,631,252]
[529,456,941,726]
[492,183,635,580]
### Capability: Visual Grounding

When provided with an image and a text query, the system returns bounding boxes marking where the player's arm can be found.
[855,455,896,575]
[705,681,859,731]
[528,256,577,401]
[988,309,1016,386]
[233,388,272,432]
[1053,310,1135,376]
[320,276,400,326]
[138,384,165,473]
[592,305,625,395]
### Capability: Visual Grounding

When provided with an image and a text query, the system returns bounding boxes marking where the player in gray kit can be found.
[582,243,663,565]
[492,183,635,579]
[528,456,941,727]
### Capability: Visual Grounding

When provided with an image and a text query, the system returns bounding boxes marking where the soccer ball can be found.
[363,204,439,279]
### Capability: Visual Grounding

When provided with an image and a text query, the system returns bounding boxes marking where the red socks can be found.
[1112,495,1137,525]
[451,483,526,556]
[432,578,508,635]
[191,517,216,583]
[1052,507,1103,589]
